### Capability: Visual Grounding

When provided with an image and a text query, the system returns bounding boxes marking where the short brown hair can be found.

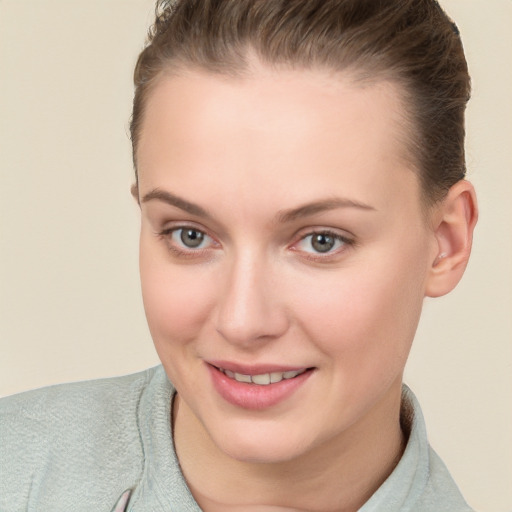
[130,0,470,205]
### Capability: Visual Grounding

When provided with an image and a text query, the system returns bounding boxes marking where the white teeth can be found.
[220,368,308,385]
[251,373,271,385]
[270,372,284,383]
[234,372,252,383]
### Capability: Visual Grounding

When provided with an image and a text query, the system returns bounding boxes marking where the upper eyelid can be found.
[159,222,215,240]
[290,226,355,244]
[159,219,207,231]
[156,218,231,243]
[144,204,225,238]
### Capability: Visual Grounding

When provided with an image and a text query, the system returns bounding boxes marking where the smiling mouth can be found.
[208,364,315,409]
[215,366,311,385]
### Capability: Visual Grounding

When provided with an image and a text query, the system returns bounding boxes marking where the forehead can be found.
[137,65,420,216]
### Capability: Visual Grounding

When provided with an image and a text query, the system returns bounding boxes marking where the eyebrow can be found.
[141,188,375,223]
[276,197,376,223]
[141,188,212,219]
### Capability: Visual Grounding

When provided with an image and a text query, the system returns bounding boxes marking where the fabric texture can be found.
[0,366,474,511]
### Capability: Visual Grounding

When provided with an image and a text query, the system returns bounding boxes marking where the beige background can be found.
[0,0,510,510]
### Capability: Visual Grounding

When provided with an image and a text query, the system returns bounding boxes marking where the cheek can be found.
[139,243,215,355]
[292,249,428,375]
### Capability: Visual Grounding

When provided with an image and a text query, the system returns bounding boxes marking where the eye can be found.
[175,228,207,248]
[158,226,217,255]
[294,230,352,255]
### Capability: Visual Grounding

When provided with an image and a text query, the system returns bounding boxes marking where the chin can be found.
[221,440,306,465]
[209,421,315,465]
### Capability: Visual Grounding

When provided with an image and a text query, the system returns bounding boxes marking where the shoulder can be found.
[1,365,158,402]
[0,366,159,434]
[402,386,475,512]
[418,446,475,512]
[361,385,475,512]
[0,366,169,511]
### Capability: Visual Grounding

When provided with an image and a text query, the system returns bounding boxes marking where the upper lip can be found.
[207,360,312,375]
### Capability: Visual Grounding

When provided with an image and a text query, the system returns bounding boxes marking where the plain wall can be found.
[0,1,510,510]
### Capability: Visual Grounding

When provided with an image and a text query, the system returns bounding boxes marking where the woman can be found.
[0,1,478,510]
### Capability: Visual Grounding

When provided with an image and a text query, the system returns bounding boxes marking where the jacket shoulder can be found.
[415,446,475,512]
[0,367,157,431]
[0,367,161,511]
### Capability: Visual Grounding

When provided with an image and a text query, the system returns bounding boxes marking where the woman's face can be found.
[136,65,438,463]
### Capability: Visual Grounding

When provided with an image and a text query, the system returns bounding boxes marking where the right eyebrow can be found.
[141,188,213,219]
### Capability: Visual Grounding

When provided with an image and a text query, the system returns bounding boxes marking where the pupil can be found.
[181,229,204,248]
[312,233,335,253]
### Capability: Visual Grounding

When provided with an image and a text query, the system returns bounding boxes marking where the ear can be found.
[425,180,478,298]
[131,182,140,205]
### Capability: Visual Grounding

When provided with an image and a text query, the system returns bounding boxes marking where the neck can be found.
[173,379,405,512]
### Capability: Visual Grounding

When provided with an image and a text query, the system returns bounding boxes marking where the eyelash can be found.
[157,226,355,261]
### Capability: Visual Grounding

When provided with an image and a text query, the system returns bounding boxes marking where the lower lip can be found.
[208,365,314,410]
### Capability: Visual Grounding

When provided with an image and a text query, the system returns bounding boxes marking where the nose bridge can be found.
[215,246,288,346]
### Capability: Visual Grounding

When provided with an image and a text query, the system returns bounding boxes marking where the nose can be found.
[214,251,289,348]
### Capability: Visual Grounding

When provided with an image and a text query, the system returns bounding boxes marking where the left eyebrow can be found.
[276,198,376,224]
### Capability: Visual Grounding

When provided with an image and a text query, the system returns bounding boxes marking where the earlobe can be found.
[425,180,478,298]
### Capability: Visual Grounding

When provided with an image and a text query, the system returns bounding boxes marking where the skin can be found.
[134,62,477,512]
